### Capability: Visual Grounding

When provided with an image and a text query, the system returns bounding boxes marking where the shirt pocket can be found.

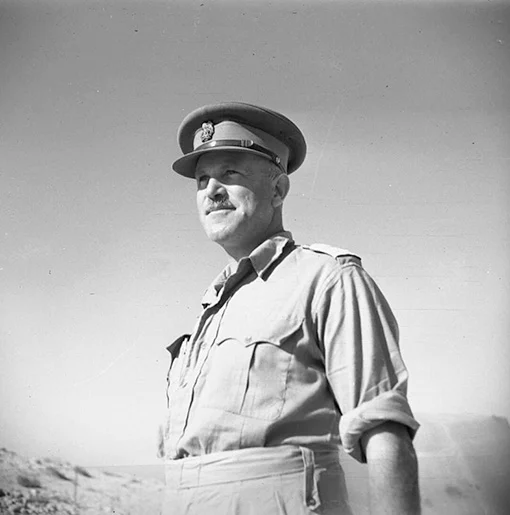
[197,315,302,420]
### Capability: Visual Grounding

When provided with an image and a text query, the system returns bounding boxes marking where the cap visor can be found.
[172,147,276,178]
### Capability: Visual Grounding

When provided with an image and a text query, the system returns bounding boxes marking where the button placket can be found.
[173,262,253,450]
[173,305,229,452]
[182,268,245,385]
[178,308,213,387]
[187,301,230,391]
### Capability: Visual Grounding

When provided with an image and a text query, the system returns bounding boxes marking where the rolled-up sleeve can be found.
[315,259,419,462]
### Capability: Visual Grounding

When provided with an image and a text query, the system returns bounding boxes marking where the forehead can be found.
[195,151,268,176]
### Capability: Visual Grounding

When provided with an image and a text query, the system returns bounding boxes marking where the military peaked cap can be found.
[172,102,307,178]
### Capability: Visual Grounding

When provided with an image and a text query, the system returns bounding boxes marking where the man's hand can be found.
[361,421,421,515]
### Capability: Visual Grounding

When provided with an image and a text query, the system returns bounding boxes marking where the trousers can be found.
[162,445,353,515]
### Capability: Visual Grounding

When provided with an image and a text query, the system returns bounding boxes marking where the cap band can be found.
[192,120,290,172]
[195,139,286,172]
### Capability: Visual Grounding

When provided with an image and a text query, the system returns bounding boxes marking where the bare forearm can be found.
[362,422,421,515]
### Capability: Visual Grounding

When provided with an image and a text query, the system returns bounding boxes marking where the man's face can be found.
[194,151,277,252]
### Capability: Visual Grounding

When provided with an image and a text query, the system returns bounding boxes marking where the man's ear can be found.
[272,173,290,208]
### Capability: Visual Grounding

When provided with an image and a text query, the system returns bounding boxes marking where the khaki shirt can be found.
[163,232,419,463]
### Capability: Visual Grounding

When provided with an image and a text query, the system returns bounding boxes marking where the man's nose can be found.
[205,177,226,200]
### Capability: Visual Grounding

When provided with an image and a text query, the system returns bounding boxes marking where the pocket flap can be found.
[215,315,302,347]
[166,333,190,359]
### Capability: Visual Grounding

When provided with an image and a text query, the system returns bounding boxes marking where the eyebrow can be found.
[195,165,247,177]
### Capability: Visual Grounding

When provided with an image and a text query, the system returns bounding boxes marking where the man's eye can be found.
[197,176,208,186]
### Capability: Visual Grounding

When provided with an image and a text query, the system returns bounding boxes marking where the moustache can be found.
[205,201,235,214]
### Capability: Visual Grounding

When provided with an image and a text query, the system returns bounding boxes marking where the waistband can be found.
[164,445,342,488]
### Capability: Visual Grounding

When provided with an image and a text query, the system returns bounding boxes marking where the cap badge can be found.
[200,121,215,143]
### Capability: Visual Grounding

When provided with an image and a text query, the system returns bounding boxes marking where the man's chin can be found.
[204,227,237,245]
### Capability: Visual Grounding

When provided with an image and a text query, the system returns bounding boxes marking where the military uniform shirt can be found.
[163,232,419,463]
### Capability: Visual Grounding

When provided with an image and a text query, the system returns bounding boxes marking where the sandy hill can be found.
[0,448,163,515]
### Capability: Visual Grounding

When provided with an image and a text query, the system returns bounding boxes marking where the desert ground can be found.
[0,448,163,515]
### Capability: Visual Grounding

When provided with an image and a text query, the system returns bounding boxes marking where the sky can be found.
[0,0,509,467]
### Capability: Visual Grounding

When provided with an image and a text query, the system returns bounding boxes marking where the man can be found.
[160,102,421,514]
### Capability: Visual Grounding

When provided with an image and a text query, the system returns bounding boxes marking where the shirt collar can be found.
[248,230,294,278]
[201,264,235,307]
[201,231,294,307]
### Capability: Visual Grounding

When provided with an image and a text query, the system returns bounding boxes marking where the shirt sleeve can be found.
[314,258,420,463]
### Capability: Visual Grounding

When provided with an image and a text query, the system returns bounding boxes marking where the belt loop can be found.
[197,459,202,487]
[178,460,185,489]
[299,446,321,511]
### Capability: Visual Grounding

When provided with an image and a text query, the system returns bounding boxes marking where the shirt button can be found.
[307,497,316,507]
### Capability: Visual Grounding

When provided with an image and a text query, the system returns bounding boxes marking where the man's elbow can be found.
[361,420,417,462]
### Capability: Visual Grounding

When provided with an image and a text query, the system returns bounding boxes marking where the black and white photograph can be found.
[1,1,509,513]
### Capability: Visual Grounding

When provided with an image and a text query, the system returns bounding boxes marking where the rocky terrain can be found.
[0,448,164,515]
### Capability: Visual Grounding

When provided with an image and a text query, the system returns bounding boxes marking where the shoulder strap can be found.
[301,243,361,262]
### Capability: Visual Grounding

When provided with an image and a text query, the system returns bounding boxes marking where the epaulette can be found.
[301,243,361,264]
